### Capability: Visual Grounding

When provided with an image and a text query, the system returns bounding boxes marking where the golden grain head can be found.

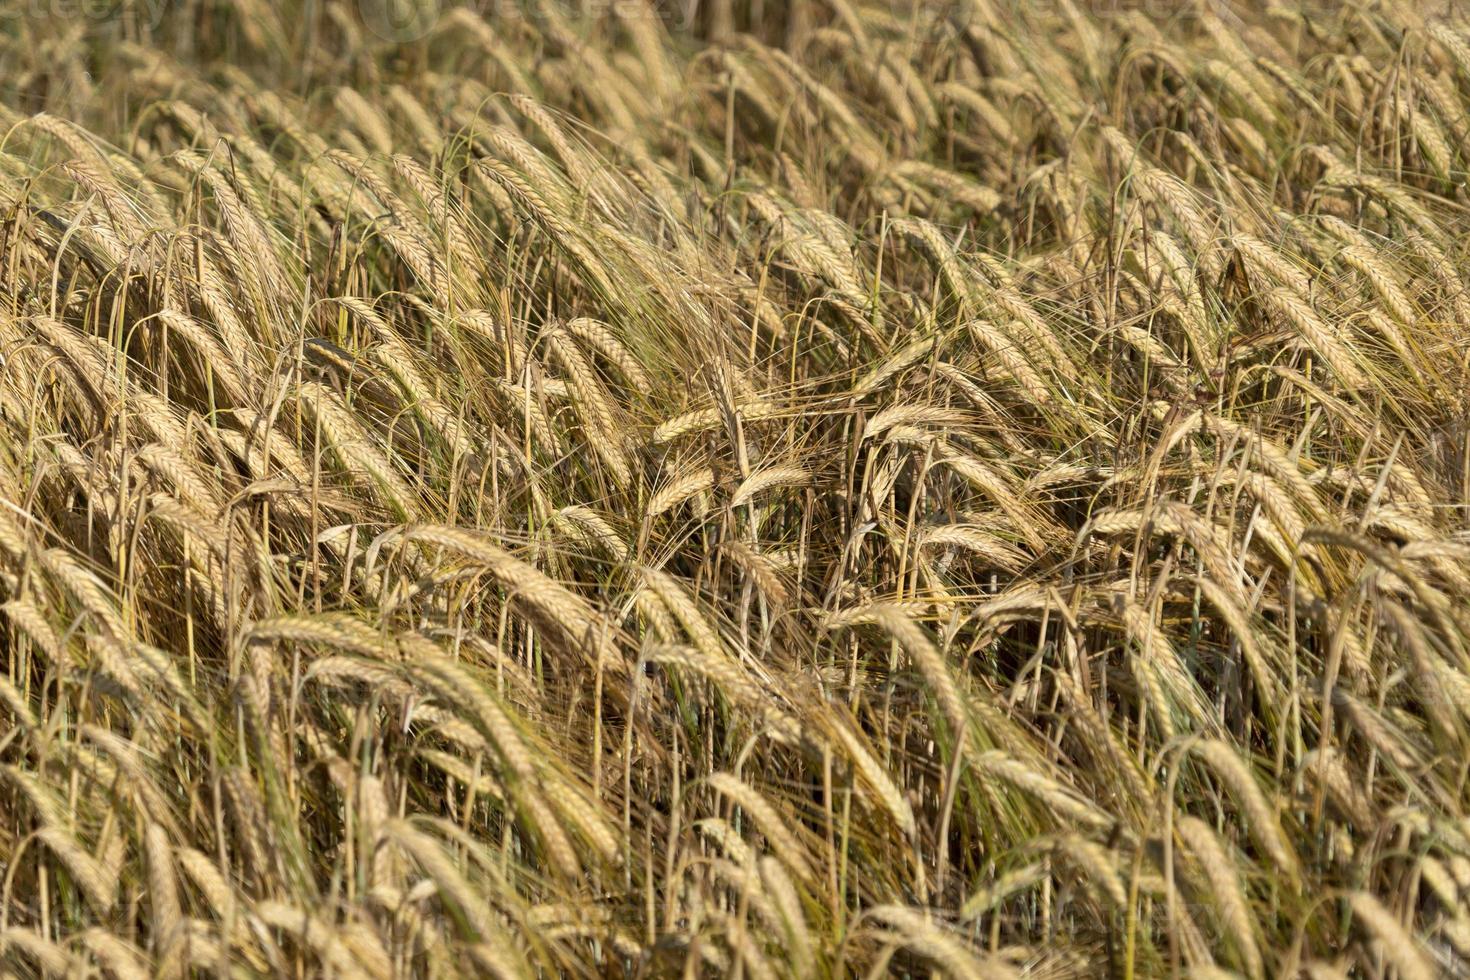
[0,2,1465,976]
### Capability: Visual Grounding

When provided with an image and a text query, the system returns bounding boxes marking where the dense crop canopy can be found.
[0,1,1469,975]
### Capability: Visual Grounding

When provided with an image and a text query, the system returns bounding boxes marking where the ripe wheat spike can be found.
[0,2,1467,976]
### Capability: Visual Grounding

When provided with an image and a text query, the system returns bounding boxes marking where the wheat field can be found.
[0,0,1468,975]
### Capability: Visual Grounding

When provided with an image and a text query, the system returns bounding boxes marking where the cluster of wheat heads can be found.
[0,0,1469,976]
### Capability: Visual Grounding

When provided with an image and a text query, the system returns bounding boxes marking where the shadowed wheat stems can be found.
[0,0,1467,976]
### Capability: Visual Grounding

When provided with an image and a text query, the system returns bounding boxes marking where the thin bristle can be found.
[0,3,1465,976]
